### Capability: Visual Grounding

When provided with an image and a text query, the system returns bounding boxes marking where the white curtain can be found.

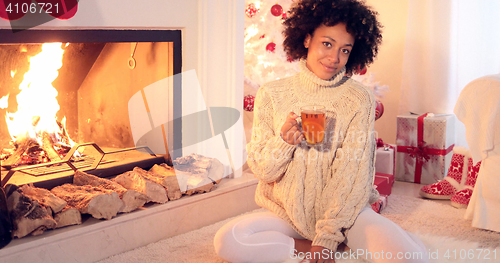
[399,0,500,147]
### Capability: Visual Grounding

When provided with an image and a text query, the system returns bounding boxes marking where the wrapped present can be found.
[396,113,455,184]
[375,140,395,176]
[371,194,388,214]
[374,172,395,196]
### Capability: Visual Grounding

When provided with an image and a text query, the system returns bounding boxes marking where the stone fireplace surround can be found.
[0,0,250,262]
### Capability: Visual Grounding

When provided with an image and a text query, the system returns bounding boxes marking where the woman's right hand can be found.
[280,112,304,145]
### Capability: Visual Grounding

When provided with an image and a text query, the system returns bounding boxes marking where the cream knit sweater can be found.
[247,60,379,252]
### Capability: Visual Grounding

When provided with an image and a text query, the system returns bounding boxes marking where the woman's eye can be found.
[323,42,332,47]
[342,49,351,54]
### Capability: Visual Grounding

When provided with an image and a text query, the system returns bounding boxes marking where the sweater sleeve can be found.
[246,86,298,183]
[312,89,377,252]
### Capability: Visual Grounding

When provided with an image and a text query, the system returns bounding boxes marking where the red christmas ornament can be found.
[44,0,79,20]
[376,138,385,147]
[245,3,259,18]
[282,12,287,19]
[244,94,256,112]
[266,42,276,52]
[0,0,31,21]
[375,100,384,120]
[359,67,367,75]
[270,4,283,17]
[355,65,367,75]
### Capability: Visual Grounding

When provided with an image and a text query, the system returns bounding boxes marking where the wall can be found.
[365,0,410,144]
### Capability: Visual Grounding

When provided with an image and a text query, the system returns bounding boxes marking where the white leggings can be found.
[214,207,429,263]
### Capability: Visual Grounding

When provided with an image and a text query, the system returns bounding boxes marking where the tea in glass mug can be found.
[300,105,325,146]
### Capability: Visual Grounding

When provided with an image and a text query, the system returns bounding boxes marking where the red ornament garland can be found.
[270,4,283,17]
[266,42,276,52]
[244,94,256,112]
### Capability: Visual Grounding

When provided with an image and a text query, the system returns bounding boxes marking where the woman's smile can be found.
[321,62,337,73]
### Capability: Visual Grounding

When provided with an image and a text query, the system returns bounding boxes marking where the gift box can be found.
[371,194,388,214]
[373,172,395,196]
[375,144,395,176]
[395,113,455,184]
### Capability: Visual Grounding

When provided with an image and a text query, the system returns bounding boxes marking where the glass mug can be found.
[300,105,326,146]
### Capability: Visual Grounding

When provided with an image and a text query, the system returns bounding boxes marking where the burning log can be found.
[73,170,148,213]
[41,131,62,162]
[51,184,123,220]
[112,170,168,204]
[54,206,82,228]
[1,136,38,168]
[6,188,57,238]
[148,164,183,201]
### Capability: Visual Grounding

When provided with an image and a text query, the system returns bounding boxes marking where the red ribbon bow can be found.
[406,141,431,162]
[397,113,454,184]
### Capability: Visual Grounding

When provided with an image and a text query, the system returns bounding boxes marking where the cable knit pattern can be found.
[246,60,379,252]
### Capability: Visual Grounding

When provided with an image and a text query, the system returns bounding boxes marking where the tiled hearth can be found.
[0,170,259,263]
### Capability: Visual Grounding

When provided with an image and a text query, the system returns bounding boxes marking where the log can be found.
[148,164,182,201]
[171,154,225,195]
[54,206,82,228]
[18,184,67,214]
[51,184,123,220]
[30,225,50,236]
[6,190,57,238]
[112,170,168,204]
[1,135,38,168]
[155,163,210,195]
[41,131,62,162]
[173,154,225,183]
[73,170,148,213]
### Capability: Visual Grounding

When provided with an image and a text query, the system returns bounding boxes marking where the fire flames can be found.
[1,43,77,167]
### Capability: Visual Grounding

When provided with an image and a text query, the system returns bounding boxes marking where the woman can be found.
[215,0,428,262]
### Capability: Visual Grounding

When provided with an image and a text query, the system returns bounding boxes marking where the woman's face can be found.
[304,23,355,80]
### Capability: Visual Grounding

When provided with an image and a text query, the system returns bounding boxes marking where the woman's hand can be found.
[280,112,304,145]
[300,246,336,263]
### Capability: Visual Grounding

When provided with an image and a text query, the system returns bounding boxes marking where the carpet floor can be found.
[98,194,500,263]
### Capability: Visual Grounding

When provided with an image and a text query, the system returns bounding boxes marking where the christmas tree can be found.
[244,0,299,91]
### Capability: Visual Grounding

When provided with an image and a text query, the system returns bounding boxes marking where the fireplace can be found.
[0,2,249,261]
[0,29,183,188]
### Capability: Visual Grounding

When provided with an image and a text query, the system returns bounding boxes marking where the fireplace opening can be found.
[0,29,182,189]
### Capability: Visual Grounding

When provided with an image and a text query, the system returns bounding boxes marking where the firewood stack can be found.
[4,154,224,239]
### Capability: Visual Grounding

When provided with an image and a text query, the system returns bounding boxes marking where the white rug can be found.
[98,195,500,263]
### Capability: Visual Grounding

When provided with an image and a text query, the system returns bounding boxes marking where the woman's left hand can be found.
[299,246,336,263]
